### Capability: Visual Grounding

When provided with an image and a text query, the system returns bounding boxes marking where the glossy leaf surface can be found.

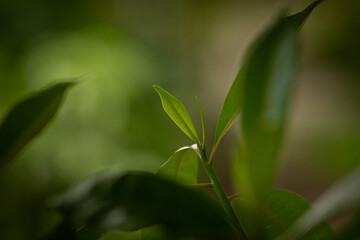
[156,145,199,185]
[153,85,200,145]
[0,82,74,168]
[53,171,235,239]
[231,187,336,240]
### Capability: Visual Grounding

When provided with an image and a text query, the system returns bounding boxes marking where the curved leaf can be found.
[231,187,336,240]
[140,225,193,240]
[0,82,74,168]
[283,0,324,30]
[211,0,323,164]
[156,144,199,185]
[195,96,206,149]
[211,72,242,162]
[51,171,236,239]
[291,166,360,239]
[153,85,200,145]
[234,1,323,196]
[100,230,141,240]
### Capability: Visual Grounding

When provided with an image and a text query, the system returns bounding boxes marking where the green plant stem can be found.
[199,147,247,239]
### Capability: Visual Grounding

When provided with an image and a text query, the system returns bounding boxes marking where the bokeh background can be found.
[0,0,359,239]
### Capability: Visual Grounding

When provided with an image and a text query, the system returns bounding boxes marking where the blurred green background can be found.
[0,0,359,239]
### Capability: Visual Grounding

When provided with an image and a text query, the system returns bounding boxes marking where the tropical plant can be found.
[0,1,359,239]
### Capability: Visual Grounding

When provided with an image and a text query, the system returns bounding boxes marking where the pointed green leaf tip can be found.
[153,85,200,146]
[0,81,75,168]
[211,0,323,163]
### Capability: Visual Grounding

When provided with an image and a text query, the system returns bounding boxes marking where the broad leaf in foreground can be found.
[140,225,193,240]
[234,0,323,196]
[51,171,236,239]
[290,166,360,239]
[0,82,74,168]
[156,144,199,185]
[153,85,200,146]
[231,187,336,240]
[212,0,323,164]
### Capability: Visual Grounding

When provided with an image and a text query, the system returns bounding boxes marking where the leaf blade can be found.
[153,85,200,145]
[290,166,360,239]
[195,97,206,149]
[234,1,323,196]
[211,74,242,162]
[212,1,323,163]
[52,171,236,239]
[156,144,199,185]
[0,81,74,167]
[231,187,336,240]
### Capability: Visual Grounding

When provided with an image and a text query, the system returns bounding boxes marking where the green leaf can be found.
[52,171,236,239]
[140,225,193,240]
[283,0,324,30]
[141,225,167,240]
[153,85,200,145]
[211,68,243,162]
[195,96,206,149]
[233,1,322,196]
[156,144,199,185]
[231,187,336,240]
[101,230,141,240]
[290,166,360,239]
[211,1,323,164]
[0,82,74,168]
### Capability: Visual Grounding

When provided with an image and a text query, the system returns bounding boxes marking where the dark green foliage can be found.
[1,1,359,239]
[232,188,336,240]
[52,171,235,239]
[0,82,74,168]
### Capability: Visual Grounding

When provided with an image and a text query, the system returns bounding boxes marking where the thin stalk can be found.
[199,147,247,239]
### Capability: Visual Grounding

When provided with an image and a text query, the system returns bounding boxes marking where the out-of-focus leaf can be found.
[283,0,324,30]
[100,230,140,240]
[140,225,193,240]
[153,85,200,145]
[77,227,104,240]
[231,188,336,240]
[236,1,323,197]
[52,171,236,239]
[212,1,323,164]
[43,221,78,240]
[0,82,74,168]
[140,225,167,240]
[156,144,199,185]
[290,166,360,239]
